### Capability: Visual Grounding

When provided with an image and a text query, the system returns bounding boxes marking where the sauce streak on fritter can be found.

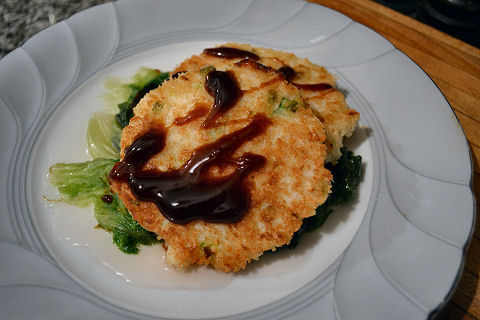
[204,46,260,60]
[293,83,333,91]
[205,47,334,93]
[278,66,296,82]
[173,105,209,126]
[278,65,333,91]
[203,70,241,128]
[109,114,271,224]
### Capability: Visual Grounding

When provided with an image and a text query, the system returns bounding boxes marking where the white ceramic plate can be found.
[0,1,474,319]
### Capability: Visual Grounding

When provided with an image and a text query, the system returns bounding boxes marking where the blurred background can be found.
[1,0,479,59]
[376,0,480,47]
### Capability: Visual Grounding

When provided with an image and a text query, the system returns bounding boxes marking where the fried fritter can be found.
[110,59,332,272]
[174,43,359,163]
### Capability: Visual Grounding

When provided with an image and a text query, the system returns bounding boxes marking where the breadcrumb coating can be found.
[110,58,332,272]
[174,43,359,163]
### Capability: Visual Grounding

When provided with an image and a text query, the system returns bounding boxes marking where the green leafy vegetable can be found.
[90,67,170,158]
[94,194,158,254]
[286,147,362,249]
[49,68,171,254]
[87,112,121,159]
[115,68,169,128]
[326,147,363,205]
[48,158,116,207]
[48,158,157,253]
[287,203,333,249]
[103,68,166,105]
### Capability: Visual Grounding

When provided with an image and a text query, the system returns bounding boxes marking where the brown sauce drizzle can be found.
[173,105,209,126]
[109,114,270,224]
[203,70,241,128]
[241,77,283,95]
[204,47,259,60]
[101,194,113,203]
[278,66,296,82]
[293,83,333,91]
[205,47,334,92]
[278,65,333,91]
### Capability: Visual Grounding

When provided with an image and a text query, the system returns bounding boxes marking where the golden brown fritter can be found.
[110,59,332,272]
[174,43,359,163]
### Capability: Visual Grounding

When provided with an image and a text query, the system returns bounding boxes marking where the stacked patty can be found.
[174,43,359,163]
[109,44,358,272]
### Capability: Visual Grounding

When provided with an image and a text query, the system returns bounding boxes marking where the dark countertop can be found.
[1,0,478,60]
[0,0,111,59]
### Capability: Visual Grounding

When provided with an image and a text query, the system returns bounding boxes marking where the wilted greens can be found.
[286,147,362,249]
[94,194,158,254]
[327,147,363,205]
[49,158,116,207]
[114,68,169,128]
[48,67,167,254]
[49,158,158,253]
[87,112,121,159]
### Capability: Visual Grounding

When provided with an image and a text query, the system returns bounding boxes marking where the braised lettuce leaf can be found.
[87,112,121,159]
[48,158,115,207]
[48,158,157,253]
[94,194,158,254]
